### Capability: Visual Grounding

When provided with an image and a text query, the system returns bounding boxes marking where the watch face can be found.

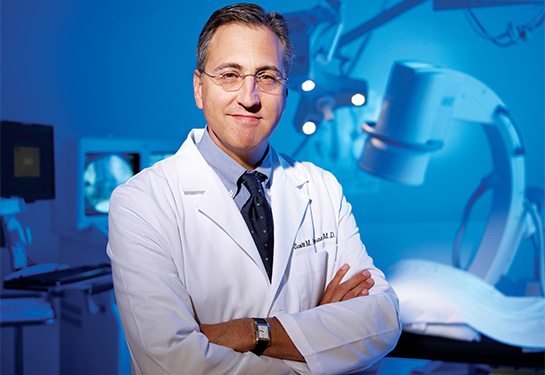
[257,325,269,339]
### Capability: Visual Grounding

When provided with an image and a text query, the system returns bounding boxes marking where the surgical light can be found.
[301,80,316,92]
[351,93,366,106]
[291,72,368,134]
[302,121,317,135]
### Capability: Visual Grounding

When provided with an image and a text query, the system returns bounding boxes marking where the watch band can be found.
[252,318,270,356]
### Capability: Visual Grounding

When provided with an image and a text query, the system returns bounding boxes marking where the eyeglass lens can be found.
[207,72,284,93]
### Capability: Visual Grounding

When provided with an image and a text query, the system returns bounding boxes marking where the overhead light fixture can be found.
[283,1,369,134]
[351,93,366,106]
[302,121,317,135]
[290,71,368,134]
[302,80,316,92]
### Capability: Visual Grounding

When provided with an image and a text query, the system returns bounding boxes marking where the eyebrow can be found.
[213,63,284,76]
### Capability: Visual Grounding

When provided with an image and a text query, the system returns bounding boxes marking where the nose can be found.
[236,75,260,109]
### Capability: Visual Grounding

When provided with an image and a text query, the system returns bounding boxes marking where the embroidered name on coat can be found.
[293,231,336,250]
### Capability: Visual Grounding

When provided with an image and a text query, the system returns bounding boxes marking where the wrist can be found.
[252,318,271,356]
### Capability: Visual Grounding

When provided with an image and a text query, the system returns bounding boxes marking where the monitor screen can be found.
[84,152,140,216]
[0,121,55,202]
[75,137,179,234]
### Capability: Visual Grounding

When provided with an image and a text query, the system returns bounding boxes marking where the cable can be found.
[464,6,545,47]
[465,9,516,47]
[452,174,495,270]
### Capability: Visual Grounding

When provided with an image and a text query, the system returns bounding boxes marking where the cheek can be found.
[275,96,287,119]
[274,93,287,117]
[264,94,286,114]
[204,89,235,111]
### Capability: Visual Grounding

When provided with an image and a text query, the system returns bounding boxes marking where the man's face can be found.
[193,23,287,168]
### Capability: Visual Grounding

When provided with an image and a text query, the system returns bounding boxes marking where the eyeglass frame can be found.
[200,69,288,94]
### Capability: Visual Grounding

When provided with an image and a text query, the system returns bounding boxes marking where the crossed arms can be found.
[200,264,375,362]
[108,149,401,374]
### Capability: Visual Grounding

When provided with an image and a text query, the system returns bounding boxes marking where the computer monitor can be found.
[1,121,55,202]
[76,137,179,235]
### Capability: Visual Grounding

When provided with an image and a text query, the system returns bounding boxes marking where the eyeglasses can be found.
[201,70,287,94]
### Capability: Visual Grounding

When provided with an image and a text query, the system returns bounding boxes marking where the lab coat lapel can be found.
[196,185,262,266]
[175,132,265,274]
[269,153,310,295]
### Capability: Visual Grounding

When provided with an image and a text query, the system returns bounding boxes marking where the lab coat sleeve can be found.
[107,180,297,375]
[276,168,402,375]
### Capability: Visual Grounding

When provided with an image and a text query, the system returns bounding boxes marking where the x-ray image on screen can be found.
[84,153,140,215]
[65,137,179,235]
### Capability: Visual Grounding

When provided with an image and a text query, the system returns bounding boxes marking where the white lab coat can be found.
[107,129,401,375]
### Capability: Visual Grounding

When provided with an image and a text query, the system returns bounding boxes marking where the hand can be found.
[200,318,255,352]
[319,264,375,306]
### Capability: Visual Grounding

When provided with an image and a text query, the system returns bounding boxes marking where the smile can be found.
[230,114,262,123]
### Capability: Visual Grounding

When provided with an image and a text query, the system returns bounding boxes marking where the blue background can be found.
[1,0,543,374]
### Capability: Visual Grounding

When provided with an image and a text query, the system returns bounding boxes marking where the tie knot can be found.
[240,172,266,196]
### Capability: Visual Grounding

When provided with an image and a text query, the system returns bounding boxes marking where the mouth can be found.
[229,114,262,124]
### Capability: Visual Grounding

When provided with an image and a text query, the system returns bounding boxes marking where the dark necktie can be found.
[240,171,274,281]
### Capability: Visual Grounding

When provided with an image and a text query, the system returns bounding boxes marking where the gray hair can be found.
[196,3,294,75]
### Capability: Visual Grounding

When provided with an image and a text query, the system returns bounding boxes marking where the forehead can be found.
[205,23,285,73]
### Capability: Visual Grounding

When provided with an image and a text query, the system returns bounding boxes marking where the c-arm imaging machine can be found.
[360,60,545,370]
[282,0,544,366]
[360,60,544,292]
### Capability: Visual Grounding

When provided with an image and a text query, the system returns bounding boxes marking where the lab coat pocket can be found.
[292,250,328,310]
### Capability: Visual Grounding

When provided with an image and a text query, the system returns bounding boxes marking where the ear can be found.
[193,69,204,109]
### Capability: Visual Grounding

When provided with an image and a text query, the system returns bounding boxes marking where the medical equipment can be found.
[359,60,543,291]
[284,0,369,134]
[360,60,545,373]
[285,0,544,135]
[1,121,56,270]
[4,263,112,291]
[51,137,178,238]
[0,121,55,202]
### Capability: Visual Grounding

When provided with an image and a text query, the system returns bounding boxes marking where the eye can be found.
[257,72,278,83]
[219,71,240,80]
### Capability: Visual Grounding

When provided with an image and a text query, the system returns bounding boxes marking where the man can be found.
[107,3,400,374]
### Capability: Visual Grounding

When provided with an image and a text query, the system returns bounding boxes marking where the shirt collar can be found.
[197,127,272,198]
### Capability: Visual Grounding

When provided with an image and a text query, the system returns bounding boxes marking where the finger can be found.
[328,270,368,303]
[341,275,375,301]
[339,270,371,293]
[365,275,375,290]
[320,264,350,305]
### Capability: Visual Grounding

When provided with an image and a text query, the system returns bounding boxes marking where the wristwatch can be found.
[252,318,271,356]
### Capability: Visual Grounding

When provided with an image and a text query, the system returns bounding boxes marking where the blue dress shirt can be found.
[196,127,272,210]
